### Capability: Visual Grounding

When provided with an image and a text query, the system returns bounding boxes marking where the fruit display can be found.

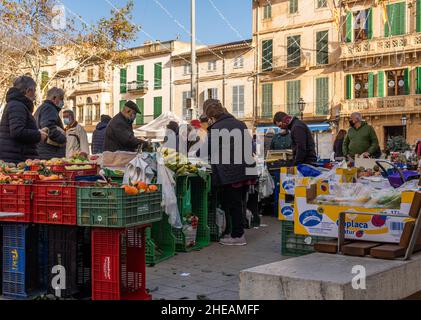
[122,182,160,195]
[64,165,95,170]
[161,148,200,175]
[0,173,30,185]
[357,166,382,178]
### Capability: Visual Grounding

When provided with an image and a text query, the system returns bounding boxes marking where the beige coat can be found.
[66,124,90,158]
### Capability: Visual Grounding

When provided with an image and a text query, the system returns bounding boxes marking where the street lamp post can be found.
[401,115,407,140]
[298,98,306,121]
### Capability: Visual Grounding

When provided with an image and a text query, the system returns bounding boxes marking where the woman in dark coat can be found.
[0,76,46,164]
[333,129,347,159]
[91,115,111,154]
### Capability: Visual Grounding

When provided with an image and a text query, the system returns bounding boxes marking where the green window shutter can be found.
[287,80,301,116]
[289,0,298,14]
[316,78,329,116]
[386,2,406,36]
[416,67,421,94]
[41,71,49,91]
[377,71,385,97]
[136,98,144,125]
[137,65,144,88]
[262,40,273,71]
[316,31,328,65]
[345,75,352,100]
[262,83,273,117]
[153,97,162,119]
[404,68,410,95]
[120,68,127,94]
[346,12,352,43]
[119,100,127,112]
[368,72,374,98]
[417,0,421,32]
[367,8,373,39]
[154,63,162,90]
[398,2,406,35]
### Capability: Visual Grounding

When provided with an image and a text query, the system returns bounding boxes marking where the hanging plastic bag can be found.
[157,158,183,229]
[216,208,226,237]
[258,167,275,199]
[123,153,155,184]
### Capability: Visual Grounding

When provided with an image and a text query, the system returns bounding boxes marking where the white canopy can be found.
[134,111,187,139]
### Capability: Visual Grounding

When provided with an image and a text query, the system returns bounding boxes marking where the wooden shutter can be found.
[316,31,328,65]
[398,2,406,35]
[262,84,273,117]
[345,75,352,100]
[120,68,127,94]
[135,98,144,125]
[154,63,162,89]
[316,78,329,115]
[119,100,127,111]
[404,68,410,95]
[41,71,49,90]
[154,97,162,119]
[368,72,374,98]
[417,0,421,32]
[346,12,352,43]
[287,80,301,115]
[377,71,385,97]
[262,40,273,71]
[416,67,421,94]
[290,0,298,14]
[386,2,406,36]
[367,8,373,39]
[137,65,144,86]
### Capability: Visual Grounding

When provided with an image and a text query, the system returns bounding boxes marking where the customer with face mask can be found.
[62,109,90,158]
[0,76,47,163]
[270,128,292,151]
[343,112,380,159]
[35,87,67,159]
[103,100,147,152]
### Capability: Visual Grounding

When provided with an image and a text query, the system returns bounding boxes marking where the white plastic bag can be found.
[123,153,155,185]
[157,158,183,229]
[216,208,226,237]
[258,167,275,199]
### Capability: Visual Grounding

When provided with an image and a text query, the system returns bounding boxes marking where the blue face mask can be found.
[63,118,71,125]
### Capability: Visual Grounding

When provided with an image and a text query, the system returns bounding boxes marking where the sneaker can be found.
[219,236,247,246]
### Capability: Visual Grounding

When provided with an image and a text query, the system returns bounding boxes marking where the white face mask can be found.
[57,100,64,109]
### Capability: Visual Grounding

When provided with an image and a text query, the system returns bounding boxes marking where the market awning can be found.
[308,123,331,132]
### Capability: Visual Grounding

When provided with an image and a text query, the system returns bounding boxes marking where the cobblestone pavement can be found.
[147,216,286,300]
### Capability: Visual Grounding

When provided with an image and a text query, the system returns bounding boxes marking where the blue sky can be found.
[60,0,252,47]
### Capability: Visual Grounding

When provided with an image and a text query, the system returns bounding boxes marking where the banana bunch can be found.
[160,148,199,175]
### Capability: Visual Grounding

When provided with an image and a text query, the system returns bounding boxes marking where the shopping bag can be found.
[355,156,377,169]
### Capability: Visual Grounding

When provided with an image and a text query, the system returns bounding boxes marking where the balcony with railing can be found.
[127,80,149,95]
[340,33,421,61]
[75,80,109,93]
[341,95,421,116]
[270,53,310,74]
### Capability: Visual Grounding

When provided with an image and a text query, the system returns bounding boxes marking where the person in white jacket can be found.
[62,109,90,158]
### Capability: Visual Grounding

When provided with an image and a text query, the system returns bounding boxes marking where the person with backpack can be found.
[62,109,90,158]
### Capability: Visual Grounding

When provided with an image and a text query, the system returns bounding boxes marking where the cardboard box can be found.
[294,184,416,244]
[279,167,312,195]
[278,194,295,221]
[334,168,358,183]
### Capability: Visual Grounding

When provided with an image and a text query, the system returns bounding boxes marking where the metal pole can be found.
[191,0,198,118]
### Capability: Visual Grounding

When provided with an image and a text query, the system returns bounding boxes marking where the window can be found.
[353,73,369,99]
[289,0,298,14]
[94,104,100,122]
[417,0,421,32]
[316,0,327,9]
[137,65,144,88]
[41,71,49,90]
[387,69,409,96]
[120,68,127,94]
[287,80,301,116]
[263,4,272,19]
[385,2,406,37]
[136,98,145,125]
[87,68,94,82]
[184,63,192,75]
[287,35,301,68]
[182,91,192,118]
[208,60,217,72]
[262,39,273,71]
[85,98,93,125]
[316,30,329,65]
[78,106,84,123]
[233,56,244,69]
[154,96,162,119]
[205,88,218,100]
[353,10,370,41]
[232,85,245,118]
[262,83,273,118]
[98,66,105,80]
[154,62,162,90]
[316,78,329,115]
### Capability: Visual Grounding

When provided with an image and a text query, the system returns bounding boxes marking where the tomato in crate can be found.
[0,184,32,223]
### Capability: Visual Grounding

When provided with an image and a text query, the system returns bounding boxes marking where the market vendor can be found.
[103,100,148,152]
[343,112,380,159]
[270,129,292,151]
[273,112,317,165]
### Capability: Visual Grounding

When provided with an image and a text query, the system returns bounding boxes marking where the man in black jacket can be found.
[103,101,147,152]
[273,112,317,165]
[34,87,67,159]
[205,99,257,246]
[0,76,47,164]
[91,115,111,154]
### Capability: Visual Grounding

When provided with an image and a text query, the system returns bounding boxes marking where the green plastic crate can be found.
[146,213,176,266]
[280,220,334,257]
[173,174,211,252]
[77,186,163,228]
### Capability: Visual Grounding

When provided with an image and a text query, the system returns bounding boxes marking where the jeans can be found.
[222,185,248,238]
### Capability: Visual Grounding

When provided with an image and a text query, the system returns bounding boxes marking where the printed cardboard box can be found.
[294,184,416,243]
[334,168,358,183]
[279,167,312,195]
[278,193,295,221]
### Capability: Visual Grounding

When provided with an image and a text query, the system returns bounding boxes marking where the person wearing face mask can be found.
[270,128,292,151]
[103,100,148,152]
[0,76,47,164]
[35,87,67,160]
[62,109,90,158]
[273,112,317,165]
[343,112,380,159]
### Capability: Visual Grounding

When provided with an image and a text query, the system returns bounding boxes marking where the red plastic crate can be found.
[91,226,151,301]
[50,164,99,180]
[8,173,40,181]
[0,184,32,222]
[32,182,77,225]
